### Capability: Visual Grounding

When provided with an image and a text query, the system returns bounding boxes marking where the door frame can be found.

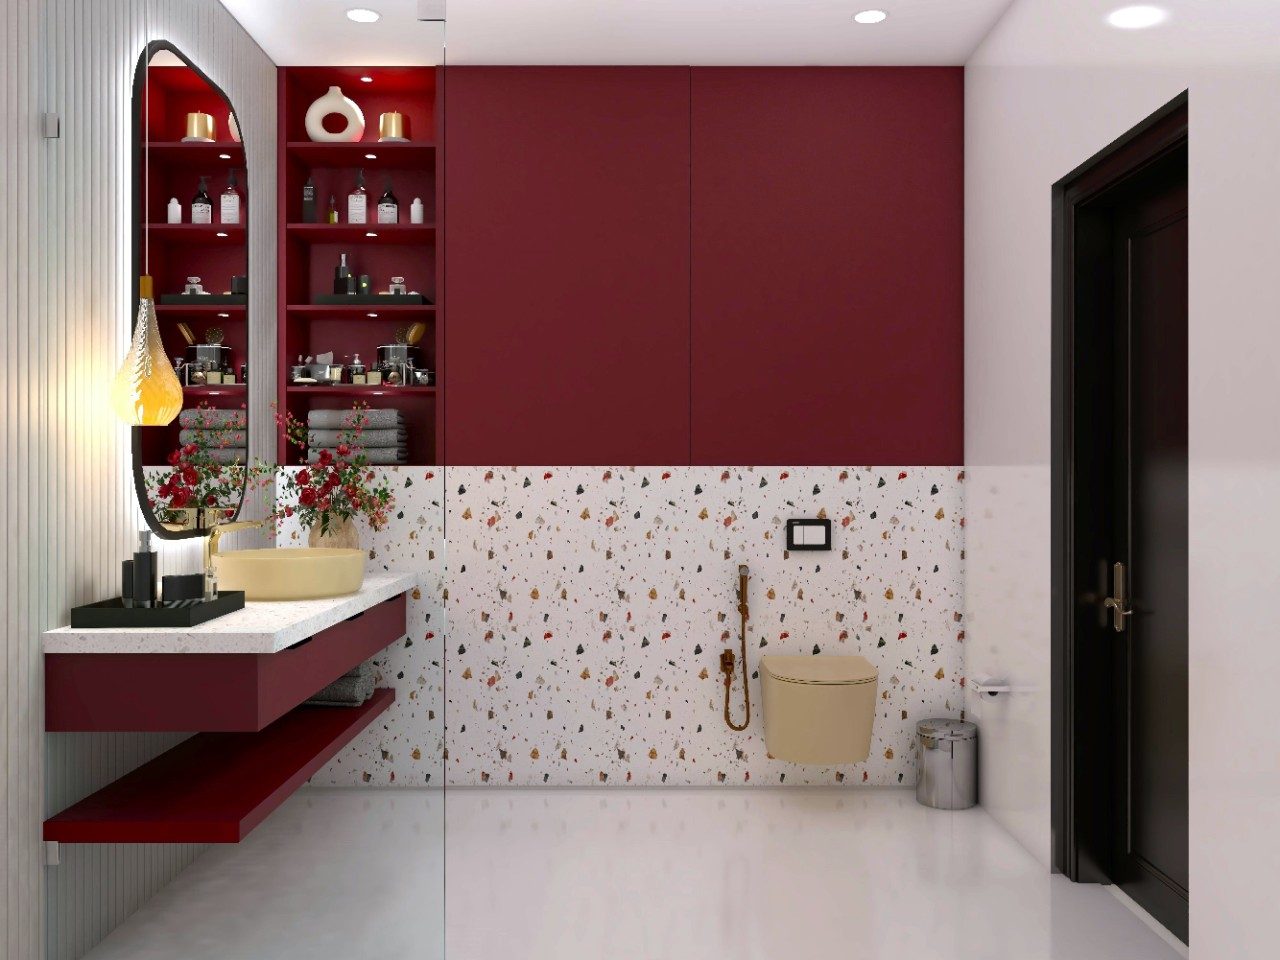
[1050,90,1188,882]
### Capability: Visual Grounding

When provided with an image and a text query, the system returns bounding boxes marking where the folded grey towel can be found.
[205,448,248,465]
[180,429,248,447]
[307,447,405,465]
[306,662,374,706]
[307,408,404,429]
[308,428,407,449]
[179,409,246,430]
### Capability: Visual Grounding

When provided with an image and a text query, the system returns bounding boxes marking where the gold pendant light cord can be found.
[721,568,751,732]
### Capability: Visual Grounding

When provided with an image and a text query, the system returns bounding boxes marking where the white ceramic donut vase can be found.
[305,86,365,143]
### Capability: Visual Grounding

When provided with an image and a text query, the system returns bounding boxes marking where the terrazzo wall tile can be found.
[276,467,446,786]
[445,467,965,786]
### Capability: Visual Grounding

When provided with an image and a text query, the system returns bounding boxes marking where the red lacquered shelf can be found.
[286,304,434,317]
[146,223,246,242]
[183,384,245,396]
[147,141,245,162]
[155,304,247,319]
[286,386,436,397]
[43,688,393,844]
[285,140,434,167]
[285,223,435,244]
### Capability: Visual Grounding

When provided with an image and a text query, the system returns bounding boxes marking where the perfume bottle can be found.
[220,169,241,224]
[333,253,354,295]
[191,176,212,225]
[327,195,339,224]
[302,176,317,223]
[347,168,368,224]
[377,176,399,224]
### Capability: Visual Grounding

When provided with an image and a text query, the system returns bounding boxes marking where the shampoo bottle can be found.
[302,176,317,223]
[132,530,157,608]
[191,176,212,225]
[377,176,399,224]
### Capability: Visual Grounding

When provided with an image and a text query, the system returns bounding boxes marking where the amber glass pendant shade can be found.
[110,275,184,426]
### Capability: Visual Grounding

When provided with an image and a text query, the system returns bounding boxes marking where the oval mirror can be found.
[131,41,249,538]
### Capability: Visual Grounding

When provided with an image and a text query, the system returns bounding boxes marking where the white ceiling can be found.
[218,0,1017,67]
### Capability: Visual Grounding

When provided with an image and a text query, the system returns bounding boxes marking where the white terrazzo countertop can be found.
[43,573,418,655]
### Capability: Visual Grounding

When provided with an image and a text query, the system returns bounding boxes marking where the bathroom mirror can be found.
[131,41,250,538]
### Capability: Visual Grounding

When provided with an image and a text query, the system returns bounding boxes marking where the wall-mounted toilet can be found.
[760,655,878,764]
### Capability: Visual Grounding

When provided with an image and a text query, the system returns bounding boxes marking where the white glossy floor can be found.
[83,787,1184,960]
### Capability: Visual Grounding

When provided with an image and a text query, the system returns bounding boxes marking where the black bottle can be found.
[132,530,157,608]
[302,176,317,223]
[334,253,355,295]
[191,176,212,225]
[377,176,399,224]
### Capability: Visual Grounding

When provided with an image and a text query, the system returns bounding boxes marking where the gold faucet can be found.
[203,518,267,599]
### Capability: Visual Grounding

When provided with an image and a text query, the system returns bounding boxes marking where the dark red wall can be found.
[445,67,963,465]
[444,67,691,464]
[691,68,963,464]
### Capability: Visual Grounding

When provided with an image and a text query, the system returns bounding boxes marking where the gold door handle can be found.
[1103,561,1133,632]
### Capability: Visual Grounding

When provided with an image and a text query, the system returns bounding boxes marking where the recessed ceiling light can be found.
[360,76,374,83]
[1106,5,1168,29]
[853,9,888,24]
[346,8,381,23]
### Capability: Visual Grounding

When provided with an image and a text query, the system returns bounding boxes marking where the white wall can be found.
[964,0,1280,954]
[0,2,275,958]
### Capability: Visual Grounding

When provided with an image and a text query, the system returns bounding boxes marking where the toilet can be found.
[760,655,878,764]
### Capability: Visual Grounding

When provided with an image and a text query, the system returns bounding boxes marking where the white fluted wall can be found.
[1,1,275,958]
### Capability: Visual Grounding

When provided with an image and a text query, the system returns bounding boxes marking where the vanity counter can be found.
[43,572,417,655]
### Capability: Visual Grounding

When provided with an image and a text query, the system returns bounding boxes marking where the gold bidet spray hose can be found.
[721,564,751,731]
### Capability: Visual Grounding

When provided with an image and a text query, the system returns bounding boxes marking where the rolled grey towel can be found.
[179,408,246,430]
[306,662,374,706]
[306,408,404,430]
[307,447,405,465]
[205,447,248,465]
[180,429,248,447]
[308,428,406,449]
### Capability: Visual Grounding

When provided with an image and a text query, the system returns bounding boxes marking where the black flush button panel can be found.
[786,518,832,551]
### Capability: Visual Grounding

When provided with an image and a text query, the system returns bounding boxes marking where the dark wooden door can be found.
[1106,146,1189,940]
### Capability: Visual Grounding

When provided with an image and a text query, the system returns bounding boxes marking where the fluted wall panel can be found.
[1,2,275,958]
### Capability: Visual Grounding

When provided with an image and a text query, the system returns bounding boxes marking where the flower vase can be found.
[307,515,360,549]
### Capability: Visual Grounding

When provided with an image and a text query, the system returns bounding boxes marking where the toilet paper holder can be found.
[970,678,1012,698]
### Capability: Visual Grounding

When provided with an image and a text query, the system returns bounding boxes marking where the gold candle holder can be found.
[183,111,216,142]
[378,111,408,142]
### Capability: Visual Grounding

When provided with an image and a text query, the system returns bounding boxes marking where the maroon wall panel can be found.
[690,68,964,464]
[445,67,691,464]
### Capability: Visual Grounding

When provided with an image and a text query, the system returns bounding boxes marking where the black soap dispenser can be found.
[132,530,158,608]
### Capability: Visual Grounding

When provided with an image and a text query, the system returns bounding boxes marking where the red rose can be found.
[296,469,311,486]
[299,487,318,507]
[169,488,191,508]
[182,466,199,486]
[167,449,182,466]
[182,443,197,456]
[206,494,217,506]
[284,506,294,518]
[336,443,351,457]
[317,449,333,466]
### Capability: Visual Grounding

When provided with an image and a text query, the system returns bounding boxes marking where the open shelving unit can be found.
[137,62,249,467]
[277,67,442,466]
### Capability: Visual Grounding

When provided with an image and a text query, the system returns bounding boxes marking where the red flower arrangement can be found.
[146,404,247,524]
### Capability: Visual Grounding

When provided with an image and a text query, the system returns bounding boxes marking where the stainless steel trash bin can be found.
[916,718,977,810]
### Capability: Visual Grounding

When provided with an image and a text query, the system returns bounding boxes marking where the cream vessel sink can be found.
[213,547,365,601]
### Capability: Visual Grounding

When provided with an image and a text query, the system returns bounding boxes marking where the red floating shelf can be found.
[155,303,247,319]
[183,385,245,397]
[147,222,246,242]
[285,140,434,168]
[43,689,393,844]
[285,304,434,317]
[286,222,435,244]
[147,141,245,163]
[285,386,436,397]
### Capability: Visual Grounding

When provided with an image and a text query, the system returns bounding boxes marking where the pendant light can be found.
[112,27,183,426]
[110,274,183,425]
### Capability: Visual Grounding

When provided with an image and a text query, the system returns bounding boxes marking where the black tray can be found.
[159,294,249,305]
[312,293,429,305]
[70,591,245,629]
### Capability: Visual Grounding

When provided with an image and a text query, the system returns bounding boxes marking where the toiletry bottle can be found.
[167,197,182,224]
[302,176,317,223]
[327,194,339,224]
[347,168,368,224]
[410,197,424,225]
[132,530,158,608]
[220,169,241,225]
[334,253,354,295]
[377,176,399,224]
[121,559,135,608]
[191,176,212,225]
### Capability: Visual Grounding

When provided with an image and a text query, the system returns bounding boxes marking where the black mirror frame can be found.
[129,39,248,540]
